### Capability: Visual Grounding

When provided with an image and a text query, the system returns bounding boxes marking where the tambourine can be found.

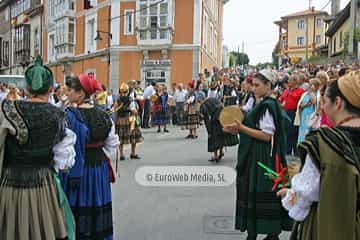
[219,105,244,127]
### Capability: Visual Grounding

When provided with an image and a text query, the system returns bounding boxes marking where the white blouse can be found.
[53,128,76,172]
[281,154,320,221]
[103,122,120,157]
[259,109,276,135]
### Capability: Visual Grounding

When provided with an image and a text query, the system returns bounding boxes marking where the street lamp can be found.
[94,30,112,41]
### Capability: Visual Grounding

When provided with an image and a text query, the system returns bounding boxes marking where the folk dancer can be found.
[184,81,200,139]
[0,57,76,240]
[278,71,360,240]
[152,85,170,133]
[200,98,239,162]
[61,74,119,240]
[115,83,143,160]
[224,70,293,240]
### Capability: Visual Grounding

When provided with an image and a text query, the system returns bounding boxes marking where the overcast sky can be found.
[223,0,350,65]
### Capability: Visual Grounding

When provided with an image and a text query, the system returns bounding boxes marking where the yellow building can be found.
[325,3,351,57]
[275,8,329,64]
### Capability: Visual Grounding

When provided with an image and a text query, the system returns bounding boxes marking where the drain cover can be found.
[203,216,244,235]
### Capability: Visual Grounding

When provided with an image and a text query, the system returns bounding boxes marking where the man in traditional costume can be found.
[278,70,360,240]
[0,56,76,240]
[115,83,143,160]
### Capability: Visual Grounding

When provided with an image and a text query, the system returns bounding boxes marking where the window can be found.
[48,32,55,61]
[297,36,304,46]
[144,69,167,85]
[84,0,97,9]
[315,35,321,45]
[34,28,40,56]
[54,18,75,57]
[333,37,336,53]
[203,14,208,48]
[14,24,31,64]
[48,0,75,22]
[85,14,97,52]
[340,31,343,48]
[124,10,134,35]
[297,19,305,29]
[11,0,31,17]
[137,0,171,42]
[2,41,9,66]
[316,18,322,28]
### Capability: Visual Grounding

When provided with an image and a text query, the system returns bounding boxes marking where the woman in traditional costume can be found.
[224,69,292,240]
[61,74,119,240]
[184,81,200,139]
[115,83,143,160]
[200,97,239,162]
[278,70,360,240]
[152,85,170,133]
[295,78,320,143]
[0,56,76,240]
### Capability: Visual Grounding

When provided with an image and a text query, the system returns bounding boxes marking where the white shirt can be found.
[173,89,187,103]
[143,85,155,100]
[207,89,218,99]
[106,95,114,108]
[281,154,320,221]
[259,109,276,135]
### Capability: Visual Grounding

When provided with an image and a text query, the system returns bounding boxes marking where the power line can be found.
[321,0,331,10]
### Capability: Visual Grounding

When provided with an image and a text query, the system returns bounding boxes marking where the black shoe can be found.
[120,156,126,161]
[192,135,198,139]
[247,235,257,240]
[157,129,161,133]
[130,154,141,160]
[185,134,193,139]
[208,157,218,162]
[164,129,169,133]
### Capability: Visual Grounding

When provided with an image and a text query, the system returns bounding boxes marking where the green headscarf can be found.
[25,56,54,94]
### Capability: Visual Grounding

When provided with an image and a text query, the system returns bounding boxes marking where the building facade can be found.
[275,8,329,64]
[0,0,43,75]
[109,0,226,91]
[43,0,111,86]
[36,0,227,90]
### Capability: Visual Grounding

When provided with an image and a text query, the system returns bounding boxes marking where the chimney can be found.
[331,0,341,16]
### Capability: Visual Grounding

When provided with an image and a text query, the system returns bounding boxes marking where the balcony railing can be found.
[137,27,173,46]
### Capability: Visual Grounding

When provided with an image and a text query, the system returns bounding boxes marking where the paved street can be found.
[112,125,291,240]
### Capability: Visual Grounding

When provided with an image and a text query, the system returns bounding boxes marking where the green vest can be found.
[293,127,360,240]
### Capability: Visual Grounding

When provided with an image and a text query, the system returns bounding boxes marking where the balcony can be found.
[143,59,171,66]
[137,27,173,48]
[53,0,76,21]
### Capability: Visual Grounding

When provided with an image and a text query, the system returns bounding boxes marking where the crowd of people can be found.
[0,55,360,240]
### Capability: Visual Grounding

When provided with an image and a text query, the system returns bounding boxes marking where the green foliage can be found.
[272,41,280,68]
[229,51,250,65]
[229,55,234,67]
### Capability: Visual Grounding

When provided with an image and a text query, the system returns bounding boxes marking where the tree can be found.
[272,41,280,69]
[229,55,235,67]
[230,51,250,66]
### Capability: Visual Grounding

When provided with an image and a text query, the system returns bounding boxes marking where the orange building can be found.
[43,0,228,91]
